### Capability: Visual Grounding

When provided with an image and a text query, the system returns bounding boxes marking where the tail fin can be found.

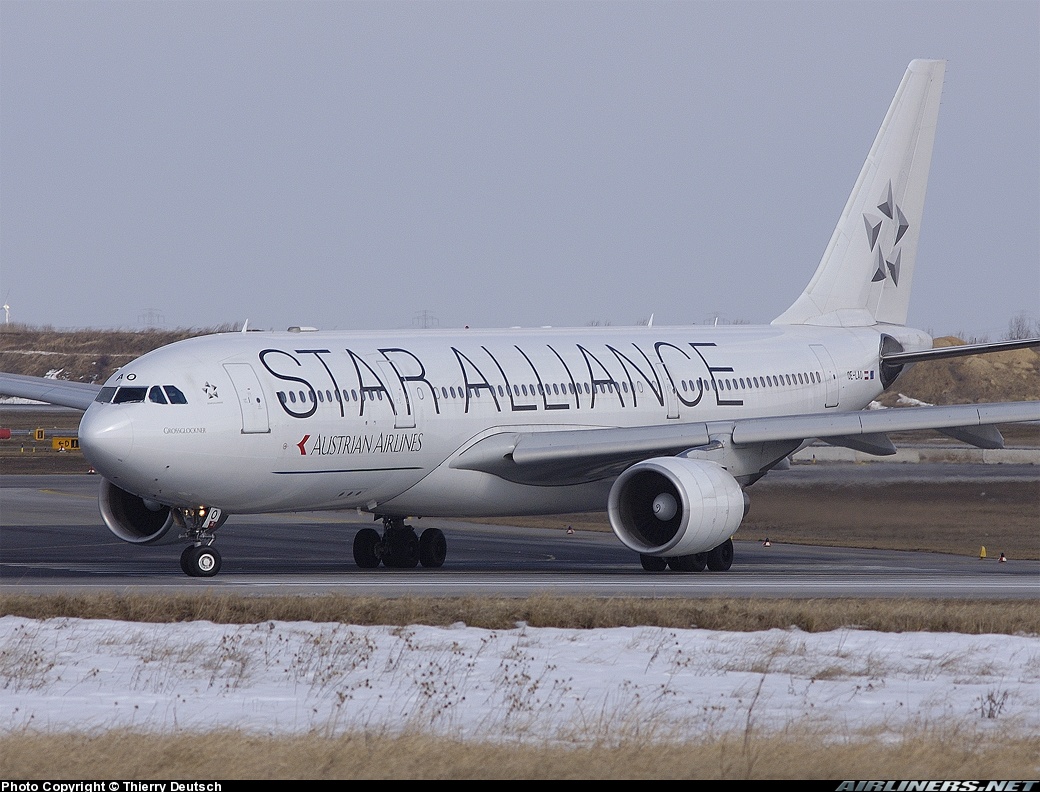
[773,59,946,327]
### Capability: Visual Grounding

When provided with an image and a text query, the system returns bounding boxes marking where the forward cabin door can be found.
[224,363,271,433]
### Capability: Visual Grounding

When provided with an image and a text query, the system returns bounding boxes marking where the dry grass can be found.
[2,593,1038,634]
[1,726,1037,778]
[0,323,233,382]
[2,596,1038,778]
[743,476,1040,560]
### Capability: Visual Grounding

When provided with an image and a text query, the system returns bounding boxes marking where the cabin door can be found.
[223,363,271,433]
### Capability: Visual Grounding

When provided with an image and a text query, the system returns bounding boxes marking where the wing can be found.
[0,373,101,411]
[452,401,1040,485]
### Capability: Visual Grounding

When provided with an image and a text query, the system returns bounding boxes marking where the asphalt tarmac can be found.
[1,472,1037,598]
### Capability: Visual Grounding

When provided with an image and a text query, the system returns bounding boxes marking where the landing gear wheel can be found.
[180,545,197,577]
[640,554,668,572]
[353,528,381,569]
[386,531,420,569]
[194,546,221,577]
[419,528,447,568]
[181,545,221,577]
[668,553,707,572]
[706,538,734,572]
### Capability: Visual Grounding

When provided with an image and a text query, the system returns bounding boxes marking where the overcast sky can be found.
[1,1,1037,338]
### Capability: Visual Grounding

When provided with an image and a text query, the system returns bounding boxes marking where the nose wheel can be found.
[180,544,222,577]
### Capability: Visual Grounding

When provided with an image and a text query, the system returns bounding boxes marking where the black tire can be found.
[191,545,222,577]
[395,531,420,569]
[640,554,668,572]
[668,553,706,572]
[353,528,381,569]
[419,528,447,568]
[706,538,734,572]
[180,545,199,577]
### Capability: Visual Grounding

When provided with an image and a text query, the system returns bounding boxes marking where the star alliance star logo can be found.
[204,382,219,399]
[862,180,908,286]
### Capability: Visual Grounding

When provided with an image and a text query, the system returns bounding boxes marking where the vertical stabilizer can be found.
[773,60,945,327]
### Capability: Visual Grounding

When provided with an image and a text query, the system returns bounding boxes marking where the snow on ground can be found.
[2,617,1038,744]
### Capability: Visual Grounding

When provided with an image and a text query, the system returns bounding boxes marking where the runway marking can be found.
[38,488,96,500]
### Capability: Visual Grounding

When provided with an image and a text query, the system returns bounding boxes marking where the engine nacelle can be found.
[99,478,181,545]
[607,457,745,557]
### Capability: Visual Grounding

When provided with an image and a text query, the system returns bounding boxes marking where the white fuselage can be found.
[77,322,927,517]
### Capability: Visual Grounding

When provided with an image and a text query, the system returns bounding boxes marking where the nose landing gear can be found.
[353,516,447,570]
[177,506,226,578]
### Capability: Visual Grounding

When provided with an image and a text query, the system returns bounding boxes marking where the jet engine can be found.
[607,458,745,557]
[98,478,181,545]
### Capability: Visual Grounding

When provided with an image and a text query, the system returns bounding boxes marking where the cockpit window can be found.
[112,386,148,404]
[164,386,188,404]
[95,384,188,404]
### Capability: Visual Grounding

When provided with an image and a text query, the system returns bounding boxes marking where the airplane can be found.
[2,59,1038,578]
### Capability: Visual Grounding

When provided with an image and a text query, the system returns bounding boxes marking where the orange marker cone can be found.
[980,546,987,559]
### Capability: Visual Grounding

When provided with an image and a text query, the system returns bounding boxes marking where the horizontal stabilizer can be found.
[882,337,1040,365]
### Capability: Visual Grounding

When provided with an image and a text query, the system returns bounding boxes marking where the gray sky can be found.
[1,1,1037,338]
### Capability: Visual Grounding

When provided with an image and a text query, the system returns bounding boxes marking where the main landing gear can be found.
[178,506,225,578]
[353,516,447,570]
[639,538,734,573]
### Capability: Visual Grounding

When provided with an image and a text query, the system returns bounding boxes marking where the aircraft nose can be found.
[79,406,134,473]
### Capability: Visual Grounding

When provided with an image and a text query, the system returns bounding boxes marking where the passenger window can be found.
[148,386,168,404]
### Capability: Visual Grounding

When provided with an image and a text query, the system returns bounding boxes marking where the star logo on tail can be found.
[862,181,908,286]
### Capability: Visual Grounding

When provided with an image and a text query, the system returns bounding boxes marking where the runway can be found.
[1,473,1037,598]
